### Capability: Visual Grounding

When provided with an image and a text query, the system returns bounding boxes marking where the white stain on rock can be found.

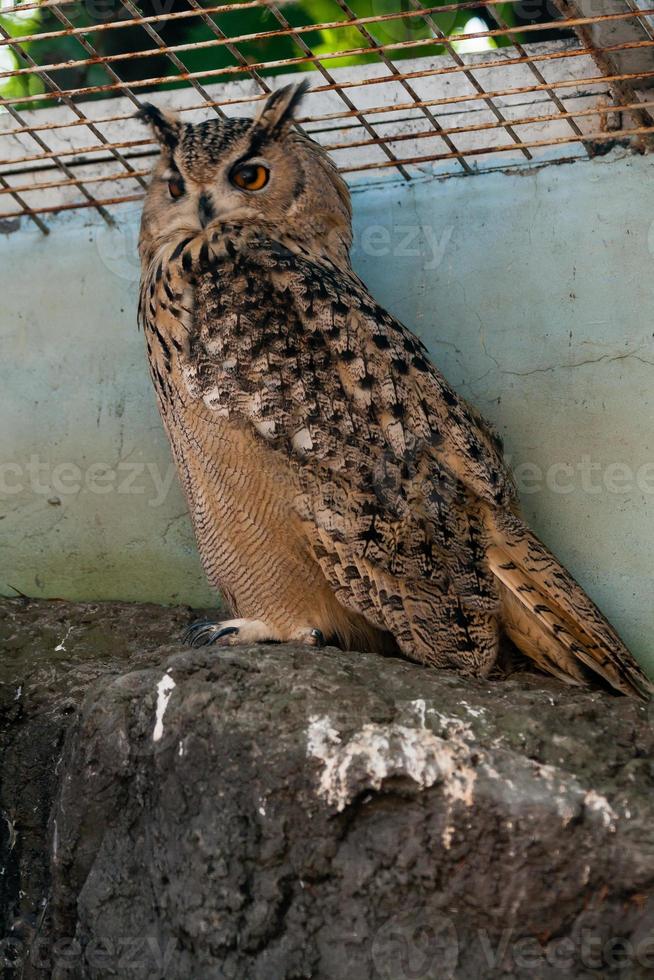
[408,699,475,742]
[306,713,622,849]
[410,698,427,728]
[460,700,486,719]
[584,789,617,830]
[152,672,176,742]
[306,714,477,842]
[54,625,73,652]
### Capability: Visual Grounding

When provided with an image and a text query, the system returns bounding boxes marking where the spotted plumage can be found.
[137,83,651,700]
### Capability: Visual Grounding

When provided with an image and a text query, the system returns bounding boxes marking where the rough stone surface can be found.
[2,597,654,979]
[0,596,191,978]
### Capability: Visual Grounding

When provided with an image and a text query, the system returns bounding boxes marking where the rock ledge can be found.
[1,597,653,979]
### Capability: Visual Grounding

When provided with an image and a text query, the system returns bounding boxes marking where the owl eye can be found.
[168,173,185,199]
[230,162,269,191]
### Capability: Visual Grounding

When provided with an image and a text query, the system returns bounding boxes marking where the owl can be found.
[137,82,651,700]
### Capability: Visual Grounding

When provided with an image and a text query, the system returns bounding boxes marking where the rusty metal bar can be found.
[0,40,654,126]
[0,168,152,195]
[4,7,654,81]
[0,138,151,168]
[553,0,654,126]
[263,2,412,180]
[0,194,145,219]
[0,24,116,225]
[341,123,654,171]
[407,0,534,159]
[0,1,506,50]
[183,0,273,98]
[307,37,654,92]
[2,121,651,224]
[0,20,145,204]
[0,174,49,232]
[482,1,584,140]
[118,0,228,119]
[47,3,145,120]
[3,35,654,110]
[1,0,653,230]
[297,65,654,124]
[330,0,474,172]
[2,14,654,110]
[3,58,653,143]
[0,0,89,14]
[4,96,652,196]
[0,0,270,45]
[324,98,654,149]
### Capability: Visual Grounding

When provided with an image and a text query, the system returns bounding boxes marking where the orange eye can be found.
[230,162,269,191]
[168,174,185,199]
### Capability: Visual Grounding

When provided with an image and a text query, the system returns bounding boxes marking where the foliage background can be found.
[0,0,568,109]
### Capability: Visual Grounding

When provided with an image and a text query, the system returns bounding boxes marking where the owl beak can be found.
[198,192,215,229]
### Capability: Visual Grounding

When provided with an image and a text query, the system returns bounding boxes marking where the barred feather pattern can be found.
[139,220,652,698]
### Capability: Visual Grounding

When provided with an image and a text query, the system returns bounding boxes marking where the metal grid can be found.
[0,0,653,232]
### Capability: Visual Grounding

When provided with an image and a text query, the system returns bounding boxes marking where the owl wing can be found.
[147,231,650,696]
[184,235,513,662]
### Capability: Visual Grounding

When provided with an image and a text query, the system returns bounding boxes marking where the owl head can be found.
[137,82,352,265]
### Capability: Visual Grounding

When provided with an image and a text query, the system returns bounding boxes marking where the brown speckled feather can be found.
[137,84,652,699]
[184,231,507,671]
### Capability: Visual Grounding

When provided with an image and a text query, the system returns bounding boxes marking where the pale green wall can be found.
[2,150,653,672]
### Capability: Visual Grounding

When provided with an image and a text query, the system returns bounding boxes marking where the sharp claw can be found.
[309,628,325,648]
[182,620,215,646]
[183,621,239,648]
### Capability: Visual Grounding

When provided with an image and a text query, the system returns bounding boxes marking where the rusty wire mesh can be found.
[0,0,653,232]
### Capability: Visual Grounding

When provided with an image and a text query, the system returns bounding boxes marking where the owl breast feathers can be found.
[137,83,652,701]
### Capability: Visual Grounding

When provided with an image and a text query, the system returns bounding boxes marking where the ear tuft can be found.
[135,103,182,152]
[254,79,310,136]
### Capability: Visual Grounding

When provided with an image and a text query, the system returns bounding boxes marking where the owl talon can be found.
[211,626,240,645]
[183,618,280,647]
[183,620,327,649]
[183,620,239,647]
[182,619,214,645]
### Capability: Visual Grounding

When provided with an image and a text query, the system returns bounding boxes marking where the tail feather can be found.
[486,514,653,701]
[500,589,586,687]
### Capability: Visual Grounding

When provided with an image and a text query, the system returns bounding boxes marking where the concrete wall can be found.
[2,149,654,672]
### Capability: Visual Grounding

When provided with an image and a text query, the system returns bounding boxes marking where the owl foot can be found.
[183,620,325,649]
[294,627,325,648]
[183,618,275,647]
